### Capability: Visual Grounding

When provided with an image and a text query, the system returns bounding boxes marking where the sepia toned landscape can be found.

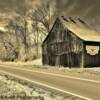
[0,0,100,100]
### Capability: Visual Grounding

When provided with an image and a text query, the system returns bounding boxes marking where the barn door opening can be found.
[60,53,80,68]
[60,54,68,67]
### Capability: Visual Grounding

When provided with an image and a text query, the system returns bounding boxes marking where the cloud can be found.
[0,0,100,25]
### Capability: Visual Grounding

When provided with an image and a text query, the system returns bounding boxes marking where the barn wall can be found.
[84,53,100,67]
[55,30,84,67]
[84,42,100,67]
[42,18,63,65]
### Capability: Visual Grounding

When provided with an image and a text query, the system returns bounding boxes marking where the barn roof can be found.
[43,17,100,45]
[60,16,100,42]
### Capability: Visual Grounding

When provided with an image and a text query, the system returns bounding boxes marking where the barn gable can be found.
[43,18,65,45]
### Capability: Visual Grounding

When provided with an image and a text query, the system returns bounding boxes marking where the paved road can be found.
[0,65,100,100]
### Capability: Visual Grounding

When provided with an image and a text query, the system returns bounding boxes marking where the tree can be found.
[12,0,33,61]
[29,0,57,58]
[6,15,31,61]
[31,0,57,33]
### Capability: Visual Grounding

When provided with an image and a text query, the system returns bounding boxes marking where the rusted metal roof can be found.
[60,17,100,42]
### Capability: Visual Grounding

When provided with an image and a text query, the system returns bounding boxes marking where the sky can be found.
[55,0,100,21]
[0,0,100,27]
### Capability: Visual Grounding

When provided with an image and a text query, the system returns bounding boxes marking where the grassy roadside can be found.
[0,59,100,81]
[0,72,66,100]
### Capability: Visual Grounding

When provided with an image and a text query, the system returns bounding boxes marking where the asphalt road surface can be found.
[0,65,100,100]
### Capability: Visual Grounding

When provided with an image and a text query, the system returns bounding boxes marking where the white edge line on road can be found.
[1,65,100,84]
[0,70,92,100]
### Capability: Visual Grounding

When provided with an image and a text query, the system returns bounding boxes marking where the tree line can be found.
[0,0,58,62]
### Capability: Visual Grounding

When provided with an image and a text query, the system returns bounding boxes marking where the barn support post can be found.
[55,55,60,67]
[81,44,85,68]
[81,53,84,68]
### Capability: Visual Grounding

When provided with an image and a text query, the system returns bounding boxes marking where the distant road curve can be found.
[0,65,100,100]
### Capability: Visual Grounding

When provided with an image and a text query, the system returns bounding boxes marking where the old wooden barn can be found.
[42,16,100,68]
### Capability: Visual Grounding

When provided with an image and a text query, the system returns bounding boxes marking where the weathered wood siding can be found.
[42,18,100,68]
[42,18,84,67]
[84,42,100,67]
